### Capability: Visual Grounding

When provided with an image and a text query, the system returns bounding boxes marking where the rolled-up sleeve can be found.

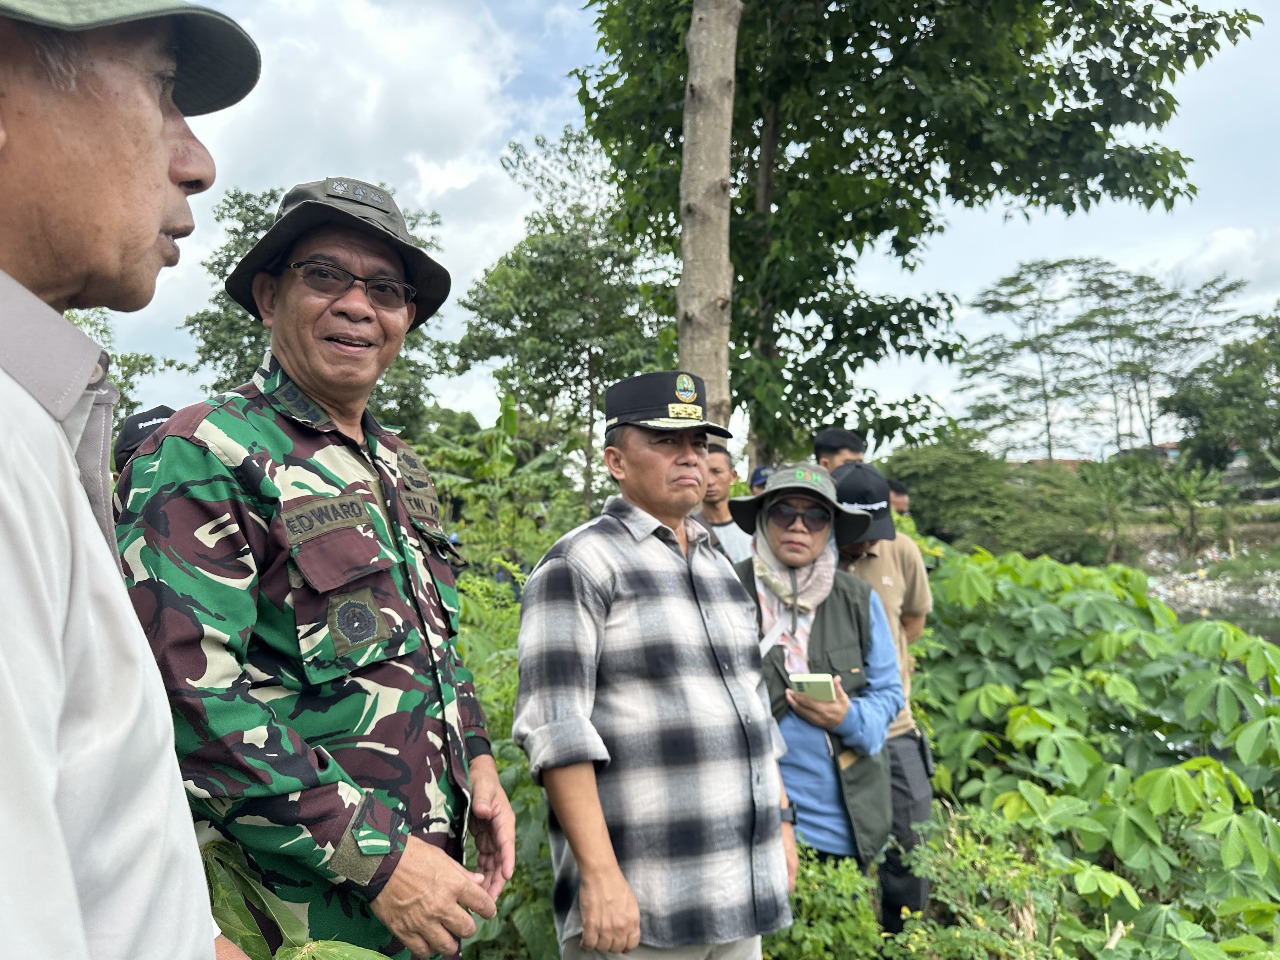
[512,555,612,781]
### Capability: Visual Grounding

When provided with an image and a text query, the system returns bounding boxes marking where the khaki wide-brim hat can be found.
[729,462,871,546]
[226,177,451,330]
[0,0,260,116]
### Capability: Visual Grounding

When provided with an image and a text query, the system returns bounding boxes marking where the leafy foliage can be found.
[884,809,1065,960]
[417,393,589,573]
[883,428,1109,563]
[963,258,1252,460]
[1142,459,1227,557]
[454,128,661,504]
[763,846,880,960]
[922,544,1280,960]
[179,187,447,444]
[579,0,1258,460]
[1163,311,1280,475]
[204,840,385,960]
[455,571,560,960]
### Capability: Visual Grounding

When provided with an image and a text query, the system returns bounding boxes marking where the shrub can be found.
[763,846,880,959]
[921,544,1280,959]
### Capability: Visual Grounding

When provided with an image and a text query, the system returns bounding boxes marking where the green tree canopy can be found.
[453,128,660,503]
[963,260,1092,462]
[884,426,1108,562]
[964,258,1252,459]
[1163,311,1280,474]
[180,187,447,444]
[578,0,1258,462]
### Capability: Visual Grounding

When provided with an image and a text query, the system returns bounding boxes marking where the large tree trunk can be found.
[675,0,742,433]
[748,98,782,468]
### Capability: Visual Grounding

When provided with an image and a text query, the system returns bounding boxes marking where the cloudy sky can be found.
[124,0,1276,447]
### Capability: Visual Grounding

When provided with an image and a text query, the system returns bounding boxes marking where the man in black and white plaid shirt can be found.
[514,371,796,960]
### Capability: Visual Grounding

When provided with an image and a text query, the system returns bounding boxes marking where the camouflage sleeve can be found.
[415,540,491,758]
[116,436,407,898]
[453,653,491,759]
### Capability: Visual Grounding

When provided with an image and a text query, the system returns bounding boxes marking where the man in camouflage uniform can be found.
[116,178,514,960]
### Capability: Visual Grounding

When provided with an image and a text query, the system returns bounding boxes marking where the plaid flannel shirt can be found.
[514,496,791,948]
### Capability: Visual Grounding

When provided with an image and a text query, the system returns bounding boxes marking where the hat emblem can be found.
[675,374,697,403]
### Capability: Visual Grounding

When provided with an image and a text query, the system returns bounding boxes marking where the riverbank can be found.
[1145,545,1280,641]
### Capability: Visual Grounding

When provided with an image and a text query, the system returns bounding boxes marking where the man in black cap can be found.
[834,462,934,932]
[114,405,176,475]
[116,178,512,959]
[0,3,258,959]
[514,370,795,959]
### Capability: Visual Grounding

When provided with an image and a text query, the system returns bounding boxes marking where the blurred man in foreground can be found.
[0,3,259,958]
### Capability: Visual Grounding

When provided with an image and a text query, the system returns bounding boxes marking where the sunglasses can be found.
[288,260,416,310]
[766,502,832,533]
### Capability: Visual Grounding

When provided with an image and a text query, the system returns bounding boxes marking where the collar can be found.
[603,495,710,545]
[0,270,106,422]
[252,349,387,439]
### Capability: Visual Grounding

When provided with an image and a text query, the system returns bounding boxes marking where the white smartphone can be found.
[790,673,837,701]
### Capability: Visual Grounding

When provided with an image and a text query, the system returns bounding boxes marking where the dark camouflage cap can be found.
[0,0,260,116]
[604,371,731,439]
[225,177,451,330]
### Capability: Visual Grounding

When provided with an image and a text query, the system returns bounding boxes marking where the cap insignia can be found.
[325,178,393,212]
[668,403,703,420]
[675,374,698,403]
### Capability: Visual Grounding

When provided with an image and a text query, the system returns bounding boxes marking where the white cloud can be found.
[108,0,1277,439]
[112,0,586,416]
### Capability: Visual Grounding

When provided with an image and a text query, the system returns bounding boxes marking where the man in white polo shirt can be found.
[0,3,259,957]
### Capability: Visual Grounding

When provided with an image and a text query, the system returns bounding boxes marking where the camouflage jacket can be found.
[115,353,488,943]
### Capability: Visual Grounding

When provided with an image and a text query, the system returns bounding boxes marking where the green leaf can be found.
[949,561,996,610]
[1234,716,1280,764]
[1219,935,1268,955]
[1222,818,1247,870]
[276,943,390,960]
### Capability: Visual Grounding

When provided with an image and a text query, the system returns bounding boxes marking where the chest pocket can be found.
[828,647,869,698]
[283,494,406,685]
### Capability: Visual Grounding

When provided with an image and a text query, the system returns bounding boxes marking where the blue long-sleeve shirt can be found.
[780,591,902,856]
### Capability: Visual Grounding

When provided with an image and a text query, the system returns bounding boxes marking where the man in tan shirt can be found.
[834,462,933,933]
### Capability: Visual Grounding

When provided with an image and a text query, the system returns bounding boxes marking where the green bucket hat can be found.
[225,177,451,330]
[0,0,261,116]
[729,461,871,546]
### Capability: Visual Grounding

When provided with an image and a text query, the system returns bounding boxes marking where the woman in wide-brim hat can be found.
[729,463,904,872]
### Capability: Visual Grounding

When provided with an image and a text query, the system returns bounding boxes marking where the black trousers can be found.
[880,733,933,933]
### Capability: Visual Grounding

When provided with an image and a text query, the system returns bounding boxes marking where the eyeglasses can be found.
[766,502,832,533]
[288,261,416,310]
